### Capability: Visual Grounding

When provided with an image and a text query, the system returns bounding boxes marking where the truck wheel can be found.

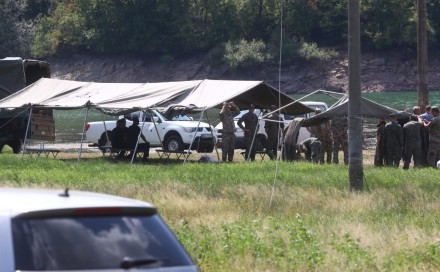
[98,131,112,147]
[164,135,184,152]
[10,140,22,154]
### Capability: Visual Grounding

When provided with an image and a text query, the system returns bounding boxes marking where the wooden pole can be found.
[348,0,363,192]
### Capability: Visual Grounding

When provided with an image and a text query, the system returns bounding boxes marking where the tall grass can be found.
[1,154,439,271]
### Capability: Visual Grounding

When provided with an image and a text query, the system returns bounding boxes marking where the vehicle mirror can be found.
[153,116,160,123]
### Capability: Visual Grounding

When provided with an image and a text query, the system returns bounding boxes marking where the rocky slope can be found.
[48,51,440,94]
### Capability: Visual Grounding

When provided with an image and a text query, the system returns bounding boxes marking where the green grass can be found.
[1,155,439,271]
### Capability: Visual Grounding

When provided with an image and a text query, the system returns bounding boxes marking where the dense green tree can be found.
[0,0,36,58]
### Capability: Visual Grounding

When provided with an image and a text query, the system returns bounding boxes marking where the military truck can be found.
[0,57,52,153]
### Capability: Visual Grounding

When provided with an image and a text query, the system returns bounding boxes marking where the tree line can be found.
[1,0,439,68]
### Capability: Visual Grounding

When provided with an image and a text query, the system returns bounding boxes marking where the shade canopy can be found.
[0,78,313,116]
[302,94,411,126]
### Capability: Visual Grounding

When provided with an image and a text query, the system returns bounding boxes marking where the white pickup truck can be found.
[85,110,216,152]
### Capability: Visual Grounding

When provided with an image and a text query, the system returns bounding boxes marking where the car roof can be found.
[0,188,156,217]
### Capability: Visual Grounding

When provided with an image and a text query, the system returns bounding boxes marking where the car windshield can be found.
[12,214,193,270]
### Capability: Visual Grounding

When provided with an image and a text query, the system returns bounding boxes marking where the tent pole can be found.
[130,110,147,164]
[247,110,263,162]
[151,110,165,150]
[78,106,90,161]
[204,110,220,161]
[21,106,33,159]
[184,108,205,163]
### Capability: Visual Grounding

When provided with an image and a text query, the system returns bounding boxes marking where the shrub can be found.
[223,39,271,69]
[298,42,339,61]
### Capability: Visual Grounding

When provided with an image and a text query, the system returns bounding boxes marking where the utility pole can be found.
[417,0,429,110]
[348,0,363,192]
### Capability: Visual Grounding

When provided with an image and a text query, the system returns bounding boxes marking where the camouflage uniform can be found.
[264,111,284,160]
[402,120,423,169]
[384,121,403,167]
[427,115,440,167]
[237,110,259,161]
[331,117,348,165]
[309,121,333,163]
[298,137,322,163]
[219,104,240,162]
[374,120,386,166]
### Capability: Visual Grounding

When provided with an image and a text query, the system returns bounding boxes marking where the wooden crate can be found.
[30,114,55,141]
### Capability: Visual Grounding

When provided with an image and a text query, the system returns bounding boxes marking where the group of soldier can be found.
[219,101,284,162]
[375,105,440,169]
[297,108,348,164]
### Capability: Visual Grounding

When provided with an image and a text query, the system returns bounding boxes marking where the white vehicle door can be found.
[140,111,163,146]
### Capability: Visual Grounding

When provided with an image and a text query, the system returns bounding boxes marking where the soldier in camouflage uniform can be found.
[331,116,348,165]
[219,101,240,162]
[374,118,387,166]
[237,104,259,161]
[308,109,332,163]
[264,105,284,160]
[297,137,322,163]
[402,115,423,169]
[426,106,440,167]
[384,113,403,167]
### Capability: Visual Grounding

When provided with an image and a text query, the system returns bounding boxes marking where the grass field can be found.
[1,151,439,271]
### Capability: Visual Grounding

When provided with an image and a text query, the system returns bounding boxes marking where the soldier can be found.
[308,108,332,164]
[297,137,322,163]
[237,104,259,161]
[374,117,387,166]
[331,116,348,165]
[219,101,240,162]
[425,106,440,167]
[264,105,284,160]
[402,115,423,169]
[420,105,432,166]
[384,113,403,167]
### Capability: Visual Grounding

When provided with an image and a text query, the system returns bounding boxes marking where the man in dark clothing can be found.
[126,117,150,162]
[384,113,403,167]
[331,116,348,165]
[402,115,423,169]
[111,118,128,159]
[426,106,440,167]
[264,105,284,160]
[374,118,387,166]
[219,101,240,162]
[297,137,322,163]
[237,104,259,161]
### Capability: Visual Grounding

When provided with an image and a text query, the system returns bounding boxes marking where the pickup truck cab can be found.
[215,109,289,151]
[85,110,216,152]
[284,101,329,143]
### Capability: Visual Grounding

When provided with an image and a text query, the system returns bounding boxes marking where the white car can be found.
[215,109,288,150]
[85,110,216,152]
[283,101,329,143]
[0,188,198,271]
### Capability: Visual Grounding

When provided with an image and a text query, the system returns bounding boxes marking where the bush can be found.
[298,42,339,61]
[223,39,271,69]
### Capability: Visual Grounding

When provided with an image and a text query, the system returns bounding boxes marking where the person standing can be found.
[402,115,423,169]
[111,118,128,159]
[308,108,332,163]
[425,106,440,167]
[219,101,240,162]
[264,105,284,160]
[420,105,432,166]
[331,116,348,165]
[237,104,259,161]
[126,117,150,162]
[384,113,403,167]
[374,117,387,166]
[297,137,322,163]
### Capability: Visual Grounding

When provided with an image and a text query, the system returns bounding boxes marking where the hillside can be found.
[48,51,440,94]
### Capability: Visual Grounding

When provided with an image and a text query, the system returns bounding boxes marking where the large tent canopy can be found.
[302,94,411,127]
[0,78,313,116]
